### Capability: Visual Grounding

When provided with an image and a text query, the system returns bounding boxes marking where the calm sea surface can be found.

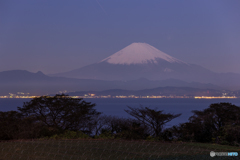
[1,98,240,128]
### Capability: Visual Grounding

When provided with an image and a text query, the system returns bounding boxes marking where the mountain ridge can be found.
[0,70,223,95]
[50,43,240,89]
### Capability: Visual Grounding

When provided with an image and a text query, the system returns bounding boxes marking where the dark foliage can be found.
[0,111,47,140]
[1,96,240,146]
[93,115,149,140]
[0,111,22,140]
[170,103,240,144]
[125,106,181,138]
[17,94,101,134]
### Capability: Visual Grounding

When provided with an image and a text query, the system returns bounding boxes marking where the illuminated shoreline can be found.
[194,96,237,99]
[0,96,238,99]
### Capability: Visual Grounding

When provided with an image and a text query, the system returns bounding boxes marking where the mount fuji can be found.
[100,42,185,65]
[52,43,240,88]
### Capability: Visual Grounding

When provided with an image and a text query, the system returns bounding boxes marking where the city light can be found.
[0,93,238,99]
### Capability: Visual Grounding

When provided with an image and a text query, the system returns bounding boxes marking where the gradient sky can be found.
[1,0,240,74]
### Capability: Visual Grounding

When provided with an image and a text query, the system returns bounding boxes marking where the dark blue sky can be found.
[1,0,240,74]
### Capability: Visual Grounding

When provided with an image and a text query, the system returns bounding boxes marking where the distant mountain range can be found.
[51,43,240,89]
[0,70,224,96]
[1,43,240,95]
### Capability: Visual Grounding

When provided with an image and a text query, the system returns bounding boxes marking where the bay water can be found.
[1,98,240,128]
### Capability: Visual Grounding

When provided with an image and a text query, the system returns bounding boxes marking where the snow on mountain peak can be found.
[100,43,185,65]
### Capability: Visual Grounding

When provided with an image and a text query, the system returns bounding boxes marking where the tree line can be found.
[0,94,239,146]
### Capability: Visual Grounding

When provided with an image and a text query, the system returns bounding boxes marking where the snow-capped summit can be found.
[53,42,216,82]
[101,42,185,65]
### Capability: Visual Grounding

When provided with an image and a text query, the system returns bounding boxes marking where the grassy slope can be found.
[0,139,239,160]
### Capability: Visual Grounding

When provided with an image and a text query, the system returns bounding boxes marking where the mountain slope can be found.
[52,43,214,82]
[51,42,240,89]
[0,70,221,95]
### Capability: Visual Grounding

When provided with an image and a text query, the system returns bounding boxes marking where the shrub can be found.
[220,141,230,145]
[95,130,114,139]
[146,136,159,141]
[49,130,89,140]
[161,129,173,141]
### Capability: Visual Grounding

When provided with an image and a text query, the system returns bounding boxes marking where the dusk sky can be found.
[1,0,240,74]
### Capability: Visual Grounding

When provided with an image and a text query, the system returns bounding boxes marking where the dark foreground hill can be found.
[1,139,239,160]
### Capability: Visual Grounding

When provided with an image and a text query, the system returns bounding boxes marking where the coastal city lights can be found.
[0,93,238,99]
[194,96,237,99]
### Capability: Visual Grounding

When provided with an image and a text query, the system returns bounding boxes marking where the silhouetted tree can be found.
[98,116,129,135]
[0,111,22,140]
[124,106,181,138]
[91,115,115,136]
[0,111,45,140]
[189,103,240,143]
[169,122,195,142]
[114,118,149,140]
[17,94,101,134]
[172,103,240,143]
[93,115,149,139]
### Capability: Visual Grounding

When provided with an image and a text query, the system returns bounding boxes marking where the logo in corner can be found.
[210,151,215,157]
